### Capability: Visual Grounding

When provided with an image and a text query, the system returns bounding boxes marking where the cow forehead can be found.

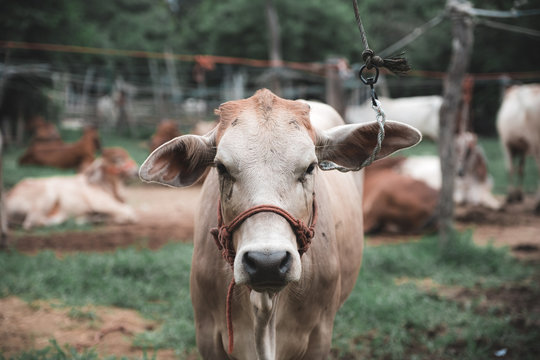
[214,89,314,145]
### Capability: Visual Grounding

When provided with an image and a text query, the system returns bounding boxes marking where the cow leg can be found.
[22,211,67,230]
[533,149,540,214]
[300,321,334,360]
[506,150,524,204]
[86,193,137,223]
[194,318,229,359]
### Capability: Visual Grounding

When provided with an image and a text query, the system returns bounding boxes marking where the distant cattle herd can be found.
[6,83,540,232]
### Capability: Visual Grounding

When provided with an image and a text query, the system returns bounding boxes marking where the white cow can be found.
[395,132,501,209]
[139,89,421,359]
[496,83,540,213]
[7,147,138,229]
[346,95,442,140]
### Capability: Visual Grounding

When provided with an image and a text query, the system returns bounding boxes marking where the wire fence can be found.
[1,41,540,144]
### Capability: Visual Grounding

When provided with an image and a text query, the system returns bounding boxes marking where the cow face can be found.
[139,89,421,293]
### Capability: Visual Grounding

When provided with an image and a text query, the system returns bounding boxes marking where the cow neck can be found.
[209,193,318,355]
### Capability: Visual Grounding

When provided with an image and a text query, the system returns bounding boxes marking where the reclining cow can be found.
[139,89,420,359]
[394,132,501,210]
[18,126,101,170]
[149,119,182,152]
[7,147,138,229]
[26,116,62,144]
[363,157,439,234]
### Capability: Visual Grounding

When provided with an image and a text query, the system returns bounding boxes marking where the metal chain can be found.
[360,99,386,168]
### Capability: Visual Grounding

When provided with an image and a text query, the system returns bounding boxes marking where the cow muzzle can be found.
[242,250,292,292]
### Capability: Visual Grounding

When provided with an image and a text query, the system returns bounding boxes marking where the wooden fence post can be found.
[325,58,346,117]
[438,0,475,246]
[0,129,7,250]
[265,0,283,96]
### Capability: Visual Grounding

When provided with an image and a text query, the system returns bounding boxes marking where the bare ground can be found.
[1,184,539,358]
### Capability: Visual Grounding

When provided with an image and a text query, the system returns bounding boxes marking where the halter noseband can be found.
[210,193,318,267]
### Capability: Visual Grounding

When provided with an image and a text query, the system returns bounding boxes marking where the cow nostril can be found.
[279,252,292,275]
[243,252,258,276]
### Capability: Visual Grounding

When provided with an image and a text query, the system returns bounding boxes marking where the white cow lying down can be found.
[7,147,138,229]
[395,132,501,209]
[345,95,442,140]
[139,89,421,359]
[496,83,540,213]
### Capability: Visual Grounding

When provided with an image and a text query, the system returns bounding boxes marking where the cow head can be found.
[140,89,420,292]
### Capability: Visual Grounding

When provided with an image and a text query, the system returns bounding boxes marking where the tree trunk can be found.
[0,129,7,250]
[438,0,475,246]
[325,58,346,117]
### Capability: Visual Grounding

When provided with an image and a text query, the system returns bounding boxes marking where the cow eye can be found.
[305,163,316,175]
[216,162,229,177]
[299,163,316,183]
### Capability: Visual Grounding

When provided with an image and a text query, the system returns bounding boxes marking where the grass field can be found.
[1,233,539,359]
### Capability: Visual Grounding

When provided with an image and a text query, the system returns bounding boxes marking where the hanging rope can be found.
[351,0,411,75]
[360,99,387,168]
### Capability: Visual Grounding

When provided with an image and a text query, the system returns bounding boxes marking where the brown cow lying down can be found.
[7,147,138,229]
[18,126,101,170]
[27,116,62,144]
[149,120,181,152]
[139,89,421,359]
[363,158,439,234]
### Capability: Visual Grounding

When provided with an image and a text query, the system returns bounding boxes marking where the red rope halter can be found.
[209,193,318,354]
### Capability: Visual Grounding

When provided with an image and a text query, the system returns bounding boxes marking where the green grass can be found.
[0,243,195,359]
[1,233,538,359]
[335,231,539,359]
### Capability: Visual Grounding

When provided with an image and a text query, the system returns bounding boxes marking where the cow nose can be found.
[242,251,292,289]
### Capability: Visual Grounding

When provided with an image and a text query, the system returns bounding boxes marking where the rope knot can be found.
[294,221,314,256]
[361,49,374,63]
[362,49,385,69]
[211,225,235,266]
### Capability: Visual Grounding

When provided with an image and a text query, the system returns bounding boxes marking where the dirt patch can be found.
[368,196,540,261]
[0,296,178,359]
[455,197,540,261]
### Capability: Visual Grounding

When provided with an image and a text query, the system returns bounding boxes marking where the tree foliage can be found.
[2,0,538,72]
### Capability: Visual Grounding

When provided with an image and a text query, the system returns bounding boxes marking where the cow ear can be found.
[316,120,422,171]
[139,131,216,187]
